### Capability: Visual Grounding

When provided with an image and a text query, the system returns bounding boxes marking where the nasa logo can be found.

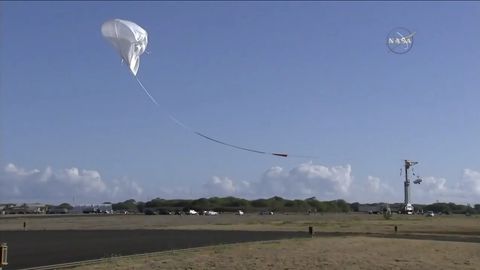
[386,27,415,54]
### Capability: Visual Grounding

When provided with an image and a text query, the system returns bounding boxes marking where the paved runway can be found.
[0,230,307,269]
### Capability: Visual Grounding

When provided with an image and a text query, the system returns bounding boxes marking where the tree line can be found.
[98,197,480,214]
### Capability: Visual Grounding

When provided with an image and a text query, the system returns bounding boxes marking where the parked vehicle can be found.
[425,211,435,217]
[204,210,218,216]
[187,209,199,215]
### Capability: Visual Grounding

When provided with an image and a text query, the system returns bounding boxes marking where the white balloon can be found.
[101,19,148,76]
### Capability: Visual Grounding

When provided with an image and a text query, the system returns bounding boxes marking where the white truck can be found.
[404,204,414,215]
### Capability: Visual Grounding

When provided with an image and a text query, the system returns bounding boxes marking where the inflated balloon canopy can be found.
[101,19,148,76]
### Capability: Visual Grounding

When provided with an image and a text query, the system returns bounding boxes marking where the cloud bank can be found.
[1,163,143,204]
[412,169,480,204]
[204,162,353,200]
[204,163,479,204]
[2,162,479,204]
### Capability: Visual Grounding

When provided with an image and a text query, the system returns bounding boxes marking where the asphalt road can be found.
[0,230,307,269]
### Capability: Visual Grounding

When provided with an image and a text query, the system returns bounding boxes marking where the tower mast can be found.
[403,160,418,214]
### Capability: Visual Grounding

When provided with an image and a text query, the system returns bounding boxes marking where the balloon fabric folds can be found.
[101,19,148,76]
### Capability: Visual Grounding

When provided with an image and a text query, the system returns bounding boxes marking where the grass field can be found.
[1,212,479,235]
[71,237,480,270]
[1,213,479,269]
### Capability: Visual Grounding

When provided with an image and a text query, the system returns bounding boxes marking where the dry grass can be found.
[1,213,479,236]
[70,236,480,270]
[2,213,479,269]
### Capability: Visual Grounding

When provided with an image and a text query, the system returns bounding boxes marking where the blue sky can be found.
[1,2,480,204]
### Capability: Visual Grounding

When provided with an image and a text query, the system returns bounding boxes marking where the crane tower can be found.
[403,160,421,214]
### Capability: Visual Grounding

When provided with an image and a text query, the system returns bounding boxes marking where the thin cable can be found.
[135,76,159,106]
[193,131,267,155]
[133,76,319,159]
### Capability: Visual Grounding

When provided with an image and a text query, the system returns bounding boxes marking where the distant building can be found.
[5,203,47,214]
[0,204,15,215]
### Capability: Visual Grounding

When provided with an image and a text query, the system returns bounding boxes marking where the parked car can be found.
[187,209,199,215]
[236,210,244,215]
[425,211,435,217]
[204,210,218,216]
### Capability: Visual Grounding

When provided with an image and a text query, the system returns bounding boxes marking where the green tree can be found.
[112,199,138,212]
[336,199,351,212]
[350,202,360,212]
[251,199,268,208]
[466,204,475,215]
[191,198,212,210]
[219,197,249,208]
[136,201,146,213]
[424,203,452,214]
[58,203,73,210]
[266,196,286,211]
[145,198,166,208]
[305,197,321,211]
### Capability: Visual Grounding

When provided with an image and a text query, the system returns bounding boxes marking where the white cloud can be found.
[60,167,107,193]
[349,170,480,204]
[347,175,397,203]
[407,170,480,204]
[205,176,236,194]
[203,176,251,197]
[111,177,143,199]
[4,162,479,204]
[5,163,40,176]
[356,172,479,204]
[201,165,479,204]
[367,176,381,192]
[412,176,459,203]
[462,169,480,195]
[420,176,448,193]
[203,162,353,200]
[257,162,353,198]
[0,163,143,204]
